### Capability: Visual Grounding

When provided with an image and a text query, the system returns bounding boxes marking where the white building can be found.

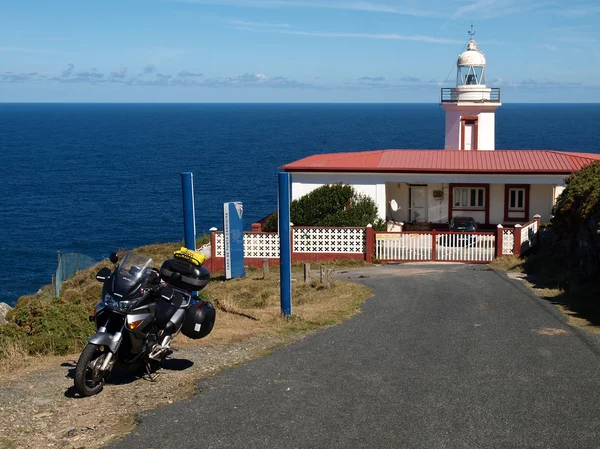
[282,33,600,229]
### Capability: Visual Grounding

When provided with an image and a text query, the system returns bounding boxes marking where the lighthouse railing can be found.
[440,87,500,103]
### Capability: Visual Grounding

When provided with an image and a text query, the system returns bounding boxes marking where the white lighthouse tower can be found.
[441,27,501,151]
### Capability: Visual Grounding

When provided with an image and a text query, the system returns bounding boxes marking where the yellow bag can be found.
[173,247,206,266]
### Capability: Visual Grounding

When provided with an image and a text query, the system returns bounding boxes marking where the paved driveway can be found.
[109,264,600,449]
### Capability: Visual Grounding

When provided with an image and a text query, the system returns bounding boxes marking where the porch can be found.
[384,182,560,229]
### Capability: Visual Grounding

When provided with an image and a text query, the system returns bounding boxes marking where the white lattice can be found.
[215,233,224,257]
[244,233,280,258]
[215,232,280,258]
[293,228,366,253]
[502,229,515,255]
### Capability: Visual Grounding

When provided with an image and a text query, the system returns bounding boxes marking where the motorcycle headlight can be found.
[103,293,119,310]
[118,300,136,312]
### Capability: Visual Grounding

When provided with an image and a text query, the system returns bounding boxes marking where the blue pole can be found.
[181,172,197,251]
[278,172,292,317]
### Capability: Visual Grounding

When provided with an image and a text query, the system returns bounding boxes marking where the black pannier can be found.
[160,258,210,291]
[182,299,216,340]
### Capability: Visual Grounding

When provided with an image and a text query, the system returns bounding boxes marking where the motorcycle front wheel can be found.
[74,343,111,397]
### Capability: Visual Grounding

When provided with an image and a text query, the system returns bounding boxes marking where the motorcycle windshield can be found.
[115,252,154,292]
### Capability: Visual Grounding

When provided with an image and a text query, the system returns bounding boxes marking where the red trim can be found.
[503,184,530,223]
[448,183,490,224]
[460,116,478,151]
[495,227,503,258]
[365,226,375,262]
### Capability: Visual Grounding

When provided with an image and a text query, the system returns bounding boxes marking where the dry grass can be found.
[490,255,525,273]
[175,267,371,348]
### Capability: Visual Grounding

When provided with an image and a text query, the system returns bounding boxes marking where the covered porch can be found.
[384,181,562,230]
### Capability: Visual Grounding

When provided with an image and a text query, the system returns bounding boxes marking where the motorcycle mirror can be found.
[96,267,112,282]
[109,252,118,264]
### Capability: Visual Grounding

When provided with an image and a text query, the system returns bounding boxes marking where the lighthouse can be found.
[441,27,501,151]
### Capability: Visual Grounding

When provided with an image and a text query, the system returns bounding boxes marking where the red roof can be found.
[282,150,600,174]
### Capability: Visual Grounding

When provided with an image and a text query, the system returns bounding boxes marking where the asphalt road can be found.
[109,264,600,449]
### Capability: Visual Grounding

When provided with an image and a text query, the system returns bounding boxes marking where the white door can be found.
[409,186,427,222]
[464,124,474,151]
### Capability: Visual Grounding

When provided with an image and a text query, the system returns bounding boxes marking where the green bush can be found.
[549,161,600,287]
[263,185,385,231]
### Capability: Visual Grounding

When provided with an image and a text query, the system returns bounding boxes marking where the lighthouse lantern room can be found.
[441,26,501,151]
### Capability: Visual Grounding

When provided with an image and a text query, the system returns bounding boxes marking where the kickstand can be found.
[145,362,160,382]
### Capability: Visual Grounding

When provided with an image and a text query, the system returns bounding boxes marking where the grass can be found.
[0,241,371,373]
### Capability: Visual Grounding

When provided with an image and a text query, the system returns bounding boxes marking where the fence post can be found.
[431,229,437,261]
[496,224,503,258]
[290,224,295,264]
[209,227,217,274]
[251,223,262,233]
[513,224,522,256]
[365,224,374,262]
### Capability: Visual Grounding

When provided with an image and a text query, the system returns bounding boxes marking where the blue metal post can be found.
[181,172,197,251]
[278,172,292,316]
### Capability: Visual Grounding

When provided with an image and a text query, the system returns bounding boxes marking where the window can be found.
[504,184,530,222]
[453,187,485,209]
[508,188,526,210]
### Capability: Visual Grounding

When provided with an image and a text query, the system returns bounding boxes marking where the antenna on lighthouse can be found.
[469,22,475,40]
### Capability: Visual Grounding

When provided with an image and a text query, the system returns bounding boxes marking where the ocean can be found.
[1,103,599,306]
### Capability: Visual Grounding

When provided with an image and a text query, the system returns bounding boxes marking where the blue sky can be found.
[1,0,599,102]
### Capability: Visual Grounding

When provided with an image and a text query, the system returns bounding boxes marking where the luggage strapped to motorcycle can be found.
[173,247,206,266]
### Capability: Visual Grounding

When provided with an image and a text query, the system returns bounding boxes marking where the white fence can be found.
[502,228,515,256]
[519,219,539,254]
[376,233,432,261]
[436,232,496,262]
[215,227,366,259]
[293,227,365,253]
[375,231,496,263]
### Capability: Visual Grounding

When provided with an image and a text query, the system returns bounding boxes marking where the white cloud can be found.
[233,26,462,44]
[176,0,444,18]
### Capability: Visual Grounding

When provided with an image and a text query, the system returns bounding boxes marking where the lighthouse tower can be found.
[441,27,501,151]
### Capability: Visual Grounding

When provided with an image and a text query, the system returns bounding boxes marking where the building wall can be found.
[478,112,496,151]
[443,105,499,151]
[444,109,462,150]
[530,184,554,223]
[489,184,505,224]
[291,173,566,225]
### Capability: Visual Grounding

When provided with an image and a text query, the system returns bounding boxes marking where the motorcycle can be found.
[74,250,215,397]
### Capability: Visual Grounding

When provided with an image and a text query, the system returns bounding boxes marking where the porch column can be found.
[376,183,386,220]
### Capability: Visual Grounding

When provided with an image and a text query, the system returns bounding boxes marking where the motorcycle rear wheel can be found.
[74,343,110,397]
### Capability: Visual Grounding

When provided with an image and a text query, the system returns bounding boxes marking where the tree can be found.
[263,184,385,231]
[550,161,600,283]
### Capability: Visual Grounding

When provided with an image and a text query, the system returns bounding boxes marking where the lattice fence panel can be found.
[215,233,224,257]
[244,233,280,258]
[502,229,515,255]
[215,232,280,258]
[293,228,366,253]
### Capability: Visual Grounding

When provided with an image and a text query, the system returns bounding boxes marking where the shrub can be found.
[550,161,600,286]
[263,185,385,231]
